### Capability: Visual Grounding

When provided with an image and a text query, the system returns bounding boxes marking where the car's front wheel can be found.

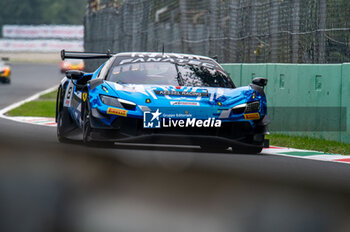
[56,86,76,143]
[82,102,114,147]
[83,115,93,144]
[57,107,71,143]
[231,146,263,154]
[200,145,229,152]
[82,98,93,144]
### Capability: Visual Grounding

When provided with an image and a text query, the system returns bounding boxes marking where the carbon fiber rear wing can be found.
[60,49,115,60]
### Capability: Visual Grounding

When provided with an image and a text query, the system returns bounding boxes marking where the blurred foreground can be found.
[2,133,350,232]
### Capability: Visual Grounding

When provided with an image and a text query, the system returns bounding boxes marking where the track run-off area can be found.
[1,69,349,165]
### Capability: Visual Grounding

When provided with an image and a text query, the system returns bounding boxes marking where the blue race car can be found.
[56,50,270,153]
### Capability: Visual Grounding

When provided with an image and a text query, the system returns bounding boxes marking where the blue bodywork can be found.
[63,73,266,129]
[58,52,268,149]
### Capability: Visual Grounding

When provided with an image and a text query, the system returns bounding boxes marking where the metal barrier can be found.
[222,63,349,143]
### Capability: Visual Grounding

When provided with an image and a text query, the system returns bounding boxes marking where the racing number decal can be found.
[63,82,74,107]
[67,87,72,99]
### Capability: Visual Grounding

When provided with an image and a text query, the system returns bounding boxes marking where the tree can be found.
[0,0,87,36]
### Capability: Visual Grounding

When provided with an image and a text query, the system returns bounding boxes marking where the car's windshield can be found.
[108,62,179,85]
[177,64,235,88]
[107,61,235,88]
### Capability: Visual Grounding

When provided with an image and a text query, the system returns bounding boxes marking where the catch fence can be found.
[85,0,350,69]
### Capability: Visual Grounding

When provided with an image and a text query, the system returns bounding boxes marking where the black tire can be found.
[4,78,10,84]
[82,92,93,144]
[200,145,229,152]
[82,96,114,147]
[56,86,75,143]
[231,146,263,154]
[82,111,93,144]
[82,109,114,147]
[82,94,101,145]
[57,107,71,143]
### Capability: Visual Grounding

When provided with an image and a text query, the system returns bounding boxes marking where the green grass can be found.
[7,100,56,117]
[267,134,350,155]
[39,90,57,100]
[6,90,57,117]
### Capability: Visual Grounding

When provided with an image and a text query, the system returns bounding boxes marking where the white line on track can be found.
[0,85,58,126]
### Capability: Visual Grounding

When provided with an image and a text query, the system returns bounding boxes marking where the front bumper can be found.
[97,133,264,149]
[89,114,269,148]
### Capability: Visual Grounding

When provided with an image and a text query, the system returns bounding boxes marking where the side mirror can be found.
[252,77,268,87]
[211,55,219,62]
[66,70,85,80]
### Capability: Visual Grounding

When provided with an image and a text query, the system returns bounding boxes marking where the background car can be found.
[59,59,84,73]
[56,50,269,153]
[0,57,11,84]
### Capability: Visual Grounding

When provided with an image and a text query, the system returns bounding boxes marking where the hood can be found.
[104,81,256,118]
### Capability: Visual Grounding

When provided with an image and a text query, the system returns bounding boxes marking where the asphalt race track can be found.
[2,63,350,232]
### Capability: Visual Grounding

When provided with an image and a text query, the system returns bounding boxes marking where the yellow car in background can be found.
[0,58,11,84]
[59,59,84,73]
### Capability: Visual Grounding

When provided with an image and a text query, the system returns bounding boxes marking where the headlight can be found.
[232,101,260,114]
[100,95,136,110]
[100,95,123,108]
[245,101,260,113]
[232,103,247,114]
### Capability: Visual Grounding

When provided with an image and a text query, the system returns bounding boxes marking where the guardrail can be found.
[222,63,350,143]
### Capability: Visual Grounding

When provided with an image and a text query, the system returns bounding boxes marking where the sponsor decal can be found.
[163,112,192,118]
[3,25,83,39]
[154,90,208,97]
[0,39,83,52]
[82,92,87,102]
[244,113,260,120]
[143,108,221,128]
[107,107,128,117]
[163,118,221,128]
[144,109,162,128]
[170,101,199,106]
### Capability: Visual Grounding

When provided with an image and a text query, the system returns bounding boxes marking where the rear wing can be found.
[60,49,115,60]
